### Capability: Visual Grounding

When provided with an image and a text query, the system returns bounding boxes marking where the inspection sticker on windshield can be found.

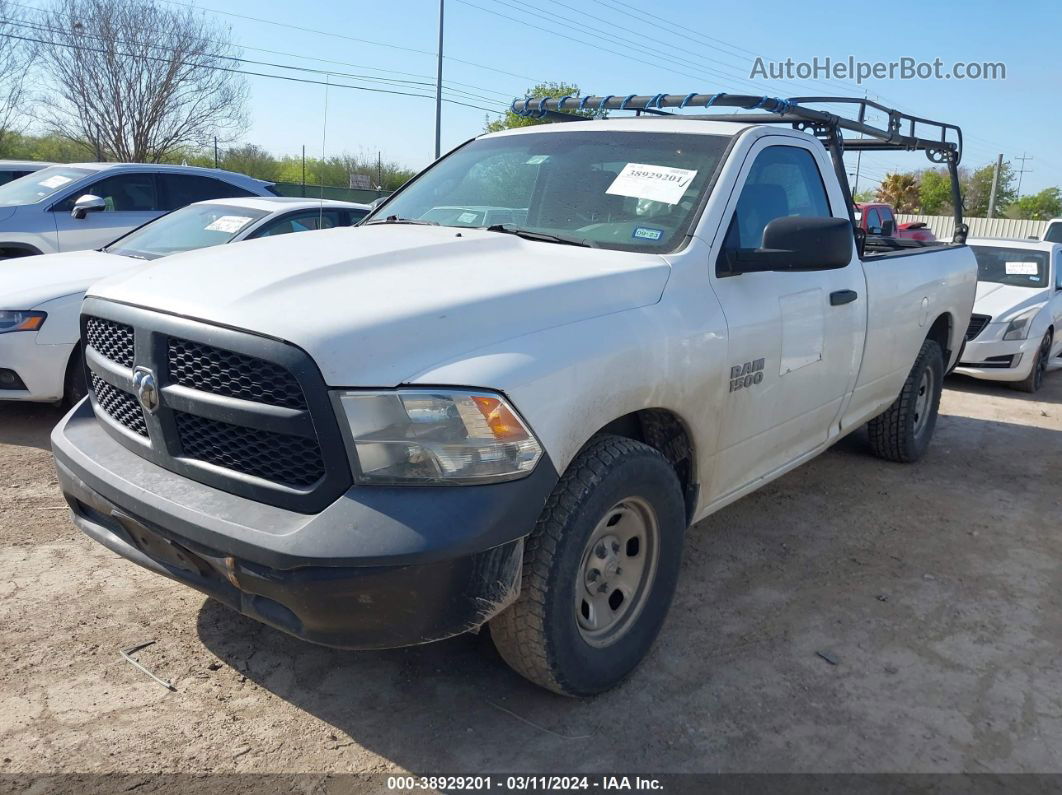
[1005,261,1038,275]
[38,175,72,189]
[457,211,479,224]
[633,226,663,241]
[525,154,549,164]
[205,215,253,233]
[606,163,697,205]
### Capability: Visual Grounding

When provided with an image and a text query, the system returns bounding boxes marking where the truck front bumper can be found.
[52,399,558,649]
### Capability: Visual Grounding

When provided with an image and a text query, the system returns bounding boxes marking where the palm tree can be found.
[876,173,920,213]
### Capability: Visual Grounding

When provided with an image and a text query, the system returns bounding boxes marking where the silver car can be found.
[0,162,276,258]
[0,160,54,186]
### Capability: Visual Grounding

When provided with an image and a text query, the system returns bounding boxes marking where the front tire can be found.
[1013,330,1052,394]
[490,435,686,696]
[62,346,87,408]
[867,338,944,463]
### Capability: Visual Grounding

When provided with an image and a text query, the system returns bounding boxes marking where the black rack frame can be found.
[510,93,967,244]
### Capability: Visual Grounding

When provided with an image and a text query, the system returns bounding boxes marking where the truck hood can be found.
[88,225,672,386]
[1,249,137,309]
[973,281,1049,322]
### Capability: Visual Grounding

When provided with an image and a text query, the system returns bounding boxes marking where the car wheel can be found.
[62,346,87,408]
[1013,331,1053,394]
[867,338,944,463]
[490,435,686,697]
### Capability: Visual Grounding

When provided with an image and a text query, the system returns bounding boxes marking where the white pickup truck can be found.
[51,94,977,696]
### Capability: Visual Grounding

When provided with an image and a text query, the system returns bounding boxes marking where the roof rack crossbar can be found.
[510,93,962,163]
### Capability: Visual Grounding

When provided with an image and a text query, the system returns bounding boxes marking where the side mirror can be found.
[726,216,853,274]
[71,194,106,220]
[881,220,896,236]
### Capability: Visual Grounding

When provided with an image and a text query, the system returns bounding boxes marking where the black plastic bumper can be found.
[52,399,557,649]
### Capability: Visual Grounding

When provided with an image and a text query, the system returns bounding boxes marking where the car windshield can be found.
[372,129,731,253]
[0,166,93,206]
[971,245,1049,289]
[105,203,269,260]
[1044,223,1062,244]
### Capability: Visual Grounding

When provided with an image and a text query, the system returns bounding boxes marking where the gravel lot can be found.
[1,372,1060,777]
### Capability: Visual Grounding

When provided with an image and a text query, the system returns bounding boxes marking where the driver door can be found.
[52,171,162,251]
[706,139,866,502]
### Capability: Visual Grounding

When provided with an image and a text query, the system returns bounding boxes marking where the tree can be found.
[219,144,281,182]
[0,0,37,150]
[918,169,953,215]
[964,160,1015,217]
[37,0,247,162]
[484,81,603,132]
[876,172,920,213]
[1008,188,1062,221]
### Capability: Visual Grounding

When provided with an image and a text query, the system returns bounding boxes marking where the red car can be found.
[854,202,936,241]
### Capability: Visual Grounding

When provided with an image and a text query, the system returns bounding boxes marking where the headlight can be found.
[1002,307,1042,341]
[335,388,543,484]
[0,310,46,334]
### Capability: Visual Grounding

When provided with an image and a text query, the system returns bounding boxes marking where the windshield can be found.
[373,129,731,253]
[1044,223,1062,244]
[0,166,92,207]
[971,245,1049,289]
[105,203,269,260]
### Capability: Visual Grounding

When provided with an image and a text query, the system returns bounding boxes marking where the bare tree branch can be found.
[0,0,38,150]
[37,0,248,162]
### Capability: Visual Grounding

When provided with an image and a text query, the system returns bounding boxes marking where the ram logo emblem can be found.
[132,366,160,413]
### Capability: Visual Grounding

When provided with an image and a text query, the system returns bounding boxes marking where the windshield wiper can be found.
[363,215,439,226]
[484,224,595,248]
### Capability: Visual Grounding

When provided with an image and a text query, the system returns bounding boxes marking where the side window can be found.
[1056,253,1062,290]
[57,173,158,212]
[721,145,832,254]
[879,206,896,236]
[865,208,882,234]
[158,174,256,210]
[250,209,341,238]
[348,208,368,224]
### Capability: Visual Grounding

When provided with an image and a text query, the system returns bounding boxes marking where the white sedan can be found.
[0,197,369,404]
[954,238,1062,392]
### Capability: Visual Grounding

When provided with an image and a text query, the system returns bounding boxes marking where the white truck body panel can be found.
[84,119,977,520]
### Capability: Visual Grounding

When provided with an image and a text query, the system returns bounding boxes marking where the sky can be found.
[44,0,1062,193]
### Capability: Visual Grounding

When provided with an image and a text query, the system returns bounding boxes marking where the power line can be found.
[3,3,513,105]
[158,0,546,85]
[456,0,780,96]
[0,30,507,114]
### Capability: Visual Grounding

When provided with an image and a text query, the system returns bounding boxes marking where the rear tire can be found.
[1012,331,1052,394]
[867,338,944,463]
[490,435,686,697]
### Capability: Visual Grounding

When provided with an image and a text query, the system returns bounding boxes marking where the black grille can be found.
[91,373,147,437]
[85,316,134,368]
[966,314,991,341]
[167,338,307,410]
[174,412,324,488]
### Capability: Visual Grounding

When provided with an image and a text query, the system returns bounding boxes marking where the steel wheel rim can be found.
[912,366,934,438]
[574,497,660,648]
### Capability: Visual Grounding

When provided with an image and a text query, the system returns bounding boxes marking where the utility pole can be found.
[1014,152,1033,196]
[434,0,444,160]
[213,137,218,169]
[301,145,306,197]
[377,150,383,194]
[987,153,1003,219]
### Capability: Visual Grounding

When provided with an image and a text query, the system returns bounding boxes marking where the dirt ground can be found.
[1,371,1061,778]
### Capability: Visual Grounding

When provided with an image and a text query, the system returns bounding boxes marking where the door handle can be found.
[830,289,858,306]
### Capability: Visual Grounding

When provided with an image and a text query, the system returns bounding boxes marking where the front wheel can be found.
[62,346,87,408]
[490,435,686,696]
[867,338,944,463]
[1013,330,1053,394]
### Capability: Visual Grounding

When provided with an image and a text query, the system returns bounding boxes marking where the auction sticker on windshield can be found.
[39,175,72,189]
[606,163,698,205]
[205,216,254,234]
